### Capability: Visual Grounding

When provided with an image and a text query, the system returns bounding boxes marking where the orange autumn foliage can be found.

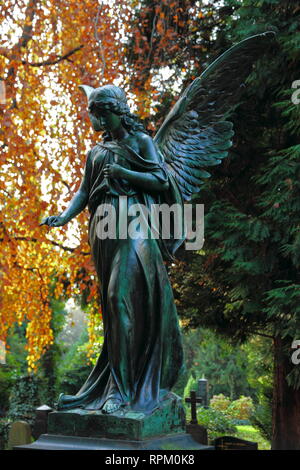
[0,0,207,370]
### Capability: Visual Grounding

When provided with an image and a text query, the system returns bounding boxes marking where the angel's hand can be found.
[40,215,68,227]
[103,163,124,179]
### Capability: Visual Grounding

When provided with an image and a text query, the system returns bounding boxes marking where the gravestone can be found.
[198,377,209,408]
[32,405,53,440]
[186,423,208,446]
[8,421,32,450]
[185,390,208,445]
[185,390,202,425]
[0,340,6,364]
[214,436,258,450]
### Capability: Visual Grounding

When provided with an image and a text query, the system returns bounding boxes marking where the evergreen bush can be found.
[0,418,10,450]
[227,396,254,420]
[210,394,231,413]
[7,374,41,426]
[196,407,237,441]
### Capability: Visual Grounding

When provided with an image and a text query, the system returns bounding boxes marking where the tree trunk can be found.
[272,336,300,450]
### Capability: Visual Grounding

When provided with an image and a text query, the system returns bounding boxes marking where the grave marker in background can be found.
[185,390,202,425]
[8,421,32,450]
[33,405,53,440]
[198,377,209,408]
[215,435,258,450]
[0,340,6,364]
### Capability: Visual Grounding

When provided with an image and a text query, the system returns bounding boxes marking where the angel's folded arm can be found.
[120,134,169,192]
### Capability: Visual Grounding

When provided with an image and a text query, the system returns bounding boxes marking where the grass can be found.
[235,425,271,450]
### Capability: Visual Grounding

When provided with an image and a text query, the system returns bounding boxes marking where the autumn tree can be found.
[0,0,138,369]
[0,0,220,369]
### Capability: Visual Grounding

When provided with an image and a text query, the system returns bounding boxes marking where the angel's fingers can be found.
[41,216,54,226]
[39,218,48,226]
[47,217,57,226]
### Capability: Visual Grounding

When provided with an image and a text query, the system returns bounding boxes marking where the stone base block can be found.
[14,433,214,450]
[48,393,185,441]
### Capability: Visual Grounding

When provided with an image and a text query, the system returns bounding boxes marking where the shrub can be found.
[7,374,41,426]
[227,396,254,420]
[209,394,231,413]
[0,374,41,449]
[183,374,199,400]
[250,402,272,441]
[210,394,254,421]
[196,407,237,441]
[0,419,10,450]
[58,364,91,397]
[56,335,92,397]
[0,366,14,414]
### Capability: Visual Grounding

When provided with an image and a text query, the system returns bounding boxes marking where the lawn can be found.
[235,425,271,450]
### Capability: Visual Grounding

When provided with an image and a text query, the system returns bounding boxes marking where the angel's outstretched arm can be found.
[40,151,92,227]
[60,151,92,222]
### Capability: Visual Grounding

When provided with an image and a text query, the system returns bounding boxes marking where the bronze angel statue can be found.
[41,32,275,414]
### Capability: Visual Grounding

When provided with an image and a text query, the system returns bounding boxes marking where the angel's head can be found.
[80,84,146,139]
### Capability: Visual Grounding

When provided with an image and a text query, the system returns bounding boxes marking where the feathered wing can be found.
[154,31,276,201]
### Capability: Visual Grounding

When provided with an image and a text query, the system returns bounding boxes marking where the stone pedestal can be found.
[48,393,185,441]
[14,393,214,450]
[186,423,208,445]
[14,433,214,450]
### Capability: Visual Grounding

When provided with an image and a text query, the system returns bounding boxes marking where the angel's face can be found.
[88,102,122,133]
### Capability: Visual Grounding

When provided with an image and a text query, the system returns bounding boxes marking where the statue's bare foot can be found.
[102,398,122,414]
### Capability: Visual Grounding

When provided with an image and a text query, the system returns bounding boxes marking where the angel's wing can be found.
[154,31,276,201]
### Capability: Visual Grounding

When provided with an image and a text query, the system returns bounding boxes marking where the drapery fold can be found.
[57,142,185,414]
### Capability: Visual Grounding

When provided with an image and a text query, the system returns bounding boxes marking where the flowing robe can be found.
[58,140,185,414]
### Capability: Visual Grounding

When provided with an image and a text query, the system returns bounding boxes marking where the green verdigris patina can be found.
[47,392,185,441]
[42,84,186,416]
[40,33,275,438]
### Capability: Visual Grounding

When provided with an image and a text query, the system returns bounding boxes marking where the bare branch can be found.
[0,188,12,198]
[0,234,90,256]
[1,4,83,70]
[46,238,90,255]
[0,48,10,60]
[22,45,84,67]
[3,0,39,90]
[61,180,72,193]
[94,6,106,76]
[251,329,275,340]
[15,0,39,51]
[147,12,158,62]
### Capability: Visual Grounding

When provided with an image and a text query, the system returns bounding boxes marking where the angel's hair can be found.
[89,85,147,140]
